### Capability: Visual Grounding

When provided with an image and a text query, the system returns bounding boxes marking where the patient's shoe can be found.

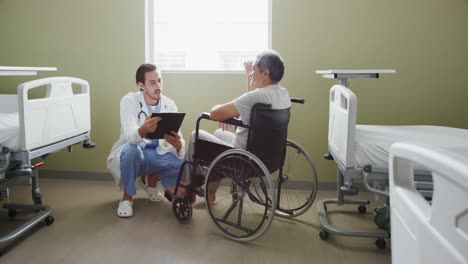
[137,177,164,202]
[117,200,133,218]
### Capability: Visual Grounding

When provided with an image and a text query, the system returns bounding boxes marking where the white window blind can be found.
[146,0,271,71]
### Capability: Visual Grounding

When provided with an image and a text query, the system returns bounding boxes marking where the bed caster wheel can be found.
[172,196,192,224]
[375,213,390,228]
[8,209,16,218]
[374,207,390,228]
[45,216,55,225]
[375,239,386,249]
[357,205,366,214]
[319,230,329,240]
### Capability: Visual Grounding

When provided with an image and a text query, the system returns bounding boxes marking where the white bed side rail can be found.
[17,77,91,151]
[0,95,19,113]
[390,143,468,264]
[328,84,357,168]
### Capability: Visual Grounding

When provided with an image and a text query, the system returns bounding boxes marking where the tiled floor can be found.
[0,179,391,264]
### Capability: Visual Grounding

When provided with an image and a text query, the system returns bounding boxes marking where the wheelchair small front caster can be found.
[172,196,192,224]
[319,230,329,240]
[375,239,386,249]
[357,205,366,214]
[8,209,16,218]
[45,216,55,225]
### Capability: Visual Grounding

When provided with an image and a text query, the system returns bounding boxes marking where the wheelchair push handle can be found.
[291,98,305,104]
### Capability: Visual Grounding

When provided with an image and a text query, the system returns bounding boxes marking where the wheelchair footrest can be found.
[164,190,173,202]
[189,186,204,198]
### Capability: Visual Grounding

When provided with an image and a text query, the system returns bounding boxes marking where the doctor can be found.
[107,63,186,218]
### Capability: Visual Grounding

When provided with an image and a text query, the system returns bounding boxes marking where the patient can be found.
[107,63,188,218]
[185,50,291,203]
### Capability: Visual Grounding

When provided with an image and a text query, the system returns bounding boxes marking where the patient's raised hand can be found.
[244,60,253,75]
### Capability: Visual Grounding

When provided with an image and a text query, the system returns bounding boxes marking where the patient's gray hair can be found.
[255,50,285,82]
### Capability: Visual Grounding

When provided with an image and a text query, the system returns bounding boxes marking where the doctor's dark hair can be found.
[136,63,157,90]
[255,50,285,82]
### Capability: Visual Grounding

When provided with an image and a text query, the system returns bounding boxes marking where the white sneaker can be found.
[117,200,133,218]
[137,177,164,202]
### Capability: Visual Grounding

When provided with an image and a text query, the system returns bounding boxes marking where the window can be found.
[146,0,271,71]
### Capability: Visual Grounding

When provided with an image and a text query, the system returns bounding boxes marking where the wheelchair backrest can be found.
[246,103,291,173]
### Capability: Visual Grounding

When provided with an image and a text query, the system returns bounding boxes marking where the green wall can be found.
[1,0,467,182]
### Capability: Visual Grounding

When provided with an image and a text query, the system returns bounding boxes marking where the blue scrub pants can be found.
[120,144,183,196]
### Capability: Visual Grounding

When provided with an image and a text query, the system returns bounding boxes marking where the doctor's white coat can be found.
[106,91,186,189]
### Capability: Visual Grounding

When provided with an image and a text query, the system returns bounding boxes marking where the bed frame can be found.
[316,70,396,249]
[0,77,94,251]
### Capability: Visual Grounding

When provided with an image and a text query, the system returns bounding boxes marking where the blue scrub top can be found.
[145,101,162,149]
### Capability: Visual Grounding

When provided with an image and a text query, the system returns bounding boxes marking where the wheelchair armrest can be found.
[195,111,248,142]
[291,98,305,104]
[198,112,248,128]
[200,112,211,120]
[221,117,247,128]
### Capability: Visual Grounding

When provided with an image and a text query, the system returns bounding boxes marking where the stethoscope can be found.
[138,102,148,122]
[138,100,168,123]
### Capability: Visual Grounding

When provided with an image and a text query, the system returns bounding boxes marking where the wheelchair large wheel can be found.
[274,139,318,218]
[205,149,276,242]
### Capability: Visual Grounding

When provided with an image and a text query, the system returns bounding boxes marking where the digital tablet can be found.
[145,113,186,139]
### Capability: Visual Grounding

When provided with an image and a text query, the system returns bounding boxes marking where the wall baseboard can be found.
[40,170,113,182]
[39,170,367,192]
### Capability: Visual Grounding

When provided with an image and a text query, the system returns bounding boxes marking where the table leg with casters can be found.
[0,169,55,252]
[316,169,389,249]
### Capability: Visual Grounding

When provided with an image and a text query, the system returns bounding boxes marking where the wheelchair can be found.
[164,98,318,241]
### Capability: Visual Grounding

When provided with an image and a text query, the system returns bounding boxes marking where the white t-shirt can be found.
[231,83,291,149]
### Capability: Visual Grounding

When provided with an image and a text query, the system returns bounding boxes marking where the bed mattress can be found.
[0,112,20,152]
[354,125,468,168]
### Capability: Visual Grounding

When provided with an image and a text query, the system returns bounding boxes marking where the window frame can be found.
[144,0,272,73]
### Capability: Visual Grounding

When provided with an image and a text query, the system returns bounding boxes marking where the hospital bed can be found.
[0,77,94,251]
[390,143,468,263]
[315,70,468,249]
